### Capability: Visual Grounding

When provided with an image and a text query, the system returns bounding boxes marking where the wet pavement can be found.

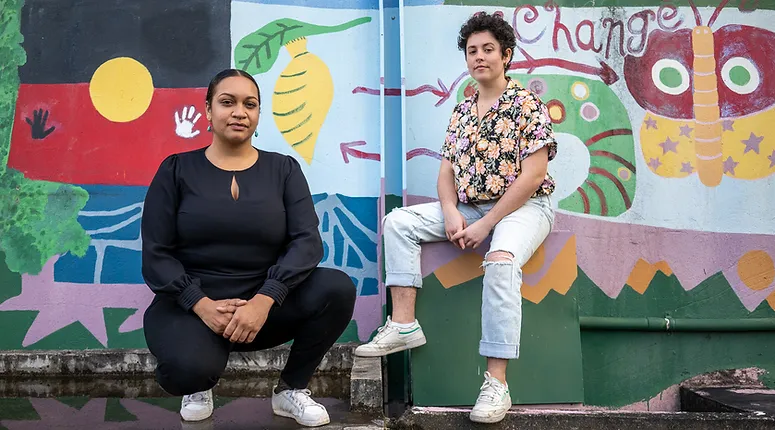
[0,376,383,430]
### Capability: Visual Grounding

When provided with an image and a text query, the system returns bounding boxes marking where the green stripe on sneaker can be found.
[399,327,420,335]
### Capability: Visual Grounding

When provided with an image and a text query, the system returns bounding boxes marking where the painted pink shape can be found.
[555,213,775,311]
[352,293,382,341]
[1,398,120,430]
[419,232,573,286]
[118,399,181,427]
[0,256,155,347]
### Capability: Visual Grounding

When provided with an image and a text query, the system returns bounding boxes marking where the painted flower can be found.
[460,153,471,167]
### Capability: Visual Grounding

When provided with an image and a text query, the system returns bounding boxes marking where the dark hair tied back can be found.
[205,69,261,106]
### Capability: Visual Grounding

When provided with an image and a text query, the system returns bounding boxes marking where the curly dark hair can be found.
[457,11,516,74]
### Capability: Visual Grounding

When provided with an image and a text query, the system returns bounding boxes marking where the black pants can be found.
[143,267,356,396]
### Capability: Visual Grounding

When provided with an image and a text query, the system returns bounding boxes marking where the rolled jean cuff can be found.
[385,272,422,288]
[479,341,519,359]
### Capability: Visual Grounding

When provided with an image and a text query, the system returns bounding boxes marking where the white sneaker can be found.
[469,372,511,423]
[272,388,330,427]
[180,389,213,421]
[353,317,427,357]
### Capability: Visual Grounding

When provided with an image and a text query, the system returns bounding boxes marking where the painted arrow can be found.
[352,72,468,107]
[407,148,442,160]
[341,141,380,163]
[512,46,619,85]
[340,141,443,164]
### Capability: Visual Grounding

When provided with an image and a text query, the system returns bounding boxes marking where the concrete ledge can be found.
[390,407,775,429]
[350,355,383,413]
[0,343,356,376]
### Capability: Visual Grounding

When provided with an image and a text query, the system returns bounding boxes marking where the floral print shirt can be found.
[440,77,557,204]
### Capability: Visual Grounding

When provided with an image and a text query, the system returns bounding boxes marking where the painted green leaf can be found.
[0,170,91,275]
[234,17,372,75]
[0,0,27,171]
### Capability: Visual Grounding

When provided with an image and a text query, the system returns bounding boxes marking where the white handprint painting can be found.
[174,106,202,139]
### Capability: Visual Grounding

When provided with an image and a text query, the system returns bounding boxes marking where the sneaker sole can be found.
[180,407,213,422]
[469,409,508,424]
[354,336,427,357]
[273,408,330,427]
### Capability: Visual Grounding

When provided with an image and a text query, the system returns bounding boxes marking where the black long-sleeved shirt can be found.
[141,146,323,311]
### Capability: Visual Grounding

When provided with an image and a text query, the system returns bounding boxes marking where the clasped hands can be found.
[192,295,275,344]
[443,206,493,250]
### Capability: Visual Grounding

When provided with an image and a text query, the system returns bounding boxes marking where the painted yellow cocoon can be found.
[272,37,334,164]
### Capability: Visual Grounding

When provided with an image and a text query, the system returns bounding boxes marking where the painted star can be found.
[678,125,693,137]
[659,137,679,154]
[648,157,662,170]
[681,162,694,174]
[722,119,735,131]
[741,132,764,154]
[644,116,658,129]
[769,150,775,168]
[0,256,154,347]
[723,156,739,175]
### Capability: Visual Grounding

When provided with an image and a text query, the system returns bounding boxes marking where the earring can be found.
[254,130,258,138]
[207,125,212,132]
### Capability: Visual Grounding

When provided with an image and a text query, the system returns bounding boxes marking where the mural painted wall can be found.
[0,0,383,349]
[2,0,775,411]
[400,0,775,409]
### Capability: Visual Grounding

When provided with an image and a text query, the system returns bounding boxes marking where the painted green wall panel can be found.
[411,275,584,406]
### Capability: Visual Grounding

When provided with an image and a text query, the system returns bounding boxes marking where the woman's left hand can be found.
[222,295,274,343]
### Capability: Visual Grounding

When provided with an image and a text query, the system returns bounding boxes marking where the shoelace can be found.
[287,389,319,410]
[183,391,210,405]
[371,320,396,342]
[477,379,505,404]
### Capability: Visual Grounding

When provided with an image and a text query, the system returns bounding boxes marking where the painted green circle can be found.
[659,68,683,88]
[729,65,751,86]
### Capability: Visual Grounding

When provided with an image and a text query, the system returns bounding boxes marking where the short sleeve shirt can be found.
[440,77,557,204]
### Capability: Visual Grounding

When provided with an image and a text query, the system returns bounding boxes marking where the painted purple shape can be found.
[678,125,693,138]
[0,256,154,347]
[680,162,694,174]
[554,213,775,311]
[644,116,658,129]
[648,157,662,170]
[723,156,739,174]
[1,399,122,430]
[352,294,382,341]
[769,150,775,168]
[659,137,679,154]
[741,132,764,154]
[722,119,735,131]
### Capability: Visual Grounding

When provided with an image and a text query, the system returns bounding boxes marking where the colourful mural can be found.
[397,0,775,408]
[2,0,775,413]
[0,0,383,350]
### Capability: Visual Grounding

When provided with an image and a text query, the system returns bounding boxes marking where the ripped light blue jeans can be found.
[383,195,554,359]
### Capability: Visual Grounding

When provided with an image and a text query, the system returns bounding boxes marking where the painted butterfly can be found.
[624,0,775,186]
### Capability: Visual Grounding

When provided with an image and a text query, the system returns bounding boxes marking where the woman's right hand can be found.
[192,298,248,335]
[443,206,467,249]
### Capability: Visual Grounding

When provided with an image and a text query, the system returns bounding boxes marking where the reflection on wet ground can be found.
[0,377,383,430]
